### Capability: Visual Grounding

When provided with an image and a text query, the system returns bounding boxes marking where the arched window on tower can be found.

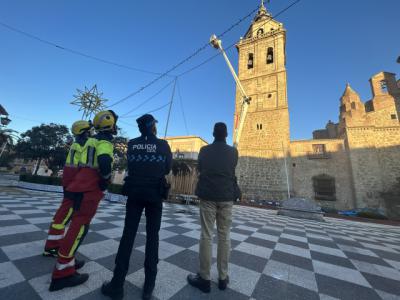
[248,53,254,69]
[380,80,388,93]
[257,28,264,37]
[267,47,274,64]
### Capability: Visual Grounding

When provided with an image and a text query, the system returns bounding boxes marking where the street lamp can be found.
[1,117,11,126]
[0,104,11,126]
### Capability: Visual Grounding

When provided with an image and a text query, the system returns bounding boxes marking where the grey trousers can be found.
[199,199,233,280]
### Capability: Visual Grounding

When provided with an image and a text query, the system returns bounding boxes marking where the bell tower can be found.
[235,2,290,200]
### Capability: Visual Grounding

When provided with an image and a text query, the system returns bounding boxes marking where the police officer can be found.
[102,114,172,300]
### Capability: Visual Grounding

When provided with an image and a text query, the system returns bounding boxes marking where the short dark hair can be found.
[213,122,228,139]
[136,114,157,134]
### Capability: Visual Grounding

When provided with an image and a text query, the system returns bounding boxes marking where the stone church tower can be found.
[234,3,290,200]
[228,2,399,214]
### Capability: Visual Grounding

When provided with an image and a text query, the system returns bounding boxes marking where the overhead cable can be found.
[0,21,165,76]
[176,79,189,135]
[107,5,261,108]
[177,0,302,77]
[117,0,302,122]
[122,101,172,120]
[120,79,175,118]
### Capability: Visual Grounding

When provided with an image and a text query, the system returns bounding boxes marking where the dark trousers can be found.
[112,194,162,288]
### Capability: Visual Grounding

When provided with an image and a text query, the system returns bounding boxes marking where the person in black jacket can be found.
[101,114,172,300]
[187,122,239,293]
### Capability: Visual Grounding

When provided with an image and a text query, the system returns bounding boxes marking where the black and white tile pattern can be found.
[0,187,400,299]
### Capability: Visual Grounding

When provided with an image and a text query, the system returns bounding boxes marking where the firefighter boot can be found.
[42,251,85,270]
[49,272,89,291]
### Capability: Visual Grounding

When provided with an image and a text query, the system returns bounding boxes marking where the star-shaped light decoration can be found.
[70,85,107,120]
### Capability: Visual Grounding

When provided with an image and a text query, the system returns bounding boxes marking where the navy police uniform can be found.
[109,114,172,296]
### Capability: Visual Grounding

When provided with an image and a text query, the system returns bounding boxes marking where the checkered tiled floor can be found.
[0,187,400,300]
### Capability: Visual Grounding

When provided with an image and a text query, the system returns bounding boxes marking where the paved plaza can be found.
[0,187,400,300]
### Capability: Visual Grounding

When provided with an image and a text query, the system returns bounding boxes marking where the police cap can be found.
[136,114,158,128]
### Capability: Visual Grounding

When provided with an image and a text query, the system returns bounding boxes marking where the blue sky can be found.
[0,0,399,144]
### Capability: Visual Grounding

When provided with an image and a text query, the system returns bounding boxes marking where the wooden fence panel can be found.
[167,170,198,196]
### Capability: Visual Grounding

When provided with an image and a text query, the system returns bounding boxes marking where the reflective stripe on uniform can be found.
[66,143,83,167]
[56,258,75,270]
[69,149,76,165]
[69,225,85,257]
[87,146,96,167]
[51,208,73,230]
[63,208,73,225]
[58,252,73,259]
[51,224,65,230]
[76,137,113,170]
[47,234,64,241]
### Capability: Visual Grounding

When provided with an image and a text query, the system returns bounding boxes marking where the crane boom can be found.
[210,34,251,148]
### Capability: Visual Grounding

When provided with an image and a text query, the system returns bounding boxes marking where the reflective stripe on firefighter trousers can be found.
[51,207,73,230]
[47,234,64,241]
[56,258,75,271]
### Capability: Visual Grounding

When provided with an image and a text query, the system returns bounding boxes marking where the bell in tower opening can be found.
[267,47,274,64]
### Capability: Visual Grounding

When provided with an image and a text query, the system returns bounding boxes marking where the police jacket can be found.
[125,133,172,189]
[195,139,239,202]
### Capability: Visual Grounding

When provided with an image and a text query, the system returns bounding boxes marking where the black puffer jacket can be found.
[195,140,239,202]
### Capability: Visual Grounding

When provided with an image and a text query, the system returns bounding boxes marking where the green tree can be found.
[113,136,128,171]
[15,123,71,175]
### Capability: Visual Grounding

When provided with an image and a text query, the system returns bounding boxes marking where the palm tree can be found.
[0,128,18,143]
[0,128,19,158]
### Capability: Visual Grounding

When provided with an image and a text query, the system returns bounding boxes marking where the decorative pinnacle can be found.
[254,0,271,22]
[261,0,269,9]
[341,83,360,99]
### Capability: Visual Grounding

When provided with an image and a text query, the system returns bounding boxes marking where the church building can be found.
[234,2,400,214]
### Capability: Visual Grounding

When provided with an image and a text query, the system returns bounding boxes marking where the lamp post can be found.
[1,116,11,126]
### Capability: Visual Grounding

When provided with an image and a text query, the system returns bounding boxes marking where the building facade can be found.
[234,3,400,213]
[234,4,290,200]
[164,136,208,160]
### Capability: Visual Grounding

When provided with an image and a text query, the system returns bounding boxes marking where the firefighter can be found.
[49,110,118,292]
[101,114,172,300]
[43,120,92,258]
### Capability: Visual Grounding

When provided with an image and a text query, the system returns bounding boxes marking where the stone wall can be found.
[290,139,355,210]
[237,153,290,201]
[236,107,290,200]
[341,72,400,211]
[345,127,400,210]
